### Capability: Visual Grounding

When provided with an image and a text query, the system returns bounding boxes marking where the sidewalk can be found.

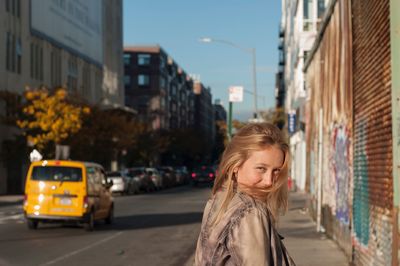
[185,191,349,266]
[281,191,349,266]
[0,195,23,208]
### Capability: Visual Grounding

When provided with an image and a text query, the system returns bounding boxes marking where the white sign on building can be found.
[31,0,103,65]
[229,86,244,102]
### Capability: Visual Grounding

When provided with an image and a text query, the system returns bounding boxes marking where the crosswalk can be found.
[0,206,25,225]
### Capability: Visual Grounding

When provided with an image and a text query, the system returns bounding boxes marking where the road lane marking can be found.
[40,231,123,265]
[0,214,23,222]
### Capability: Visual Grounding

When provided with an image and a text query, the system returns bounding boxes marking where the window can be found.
[161,97,166,108]
[6,32,11,71]
[67,56,78,91]
[6,0,20,17]
[124,75,131,87]
[317,0,325,18]
[31,166,82,182]
[160,56,166,69]
[30,42,43,80]
[303,0,313,31]
[138,54,151,66]
[303,51,309,64]
[39,46,43,80]
[138,74,150,86]
[160,76,166,88]
[171,102,177,112]
[11,0,15,15]
[170,84,177,96]
[82,63,91,97]
[123,53,131,65]
[16,38,21,73]
[11,34,15,72]
[6,32,17,73]
[16,0,20,17]
[51,48,62,87]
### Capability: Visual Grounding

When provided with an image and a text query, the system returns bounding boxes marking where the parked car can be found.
[145,168,163,190]
[174,166,189,185]
[174,169,186,185]
[24,160,114,231]
[127,167,155,192]
[191,166,216,186]
[157,166,176,188]
[106,171,139,195]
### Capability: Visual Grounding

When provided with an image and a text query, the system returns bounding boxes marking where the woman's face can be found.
[236,145,284,188]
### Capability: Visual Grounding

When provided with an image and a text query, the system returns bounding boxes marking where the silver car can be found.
[145,168,163,190]
[107,171,139,195]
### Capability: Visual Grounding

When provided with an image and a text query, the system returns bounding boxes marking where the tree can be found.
[160,128,212,168]
[17,87,90,152]
[128,128,170,167]
[260,107,286,129]
[66,106,147,169]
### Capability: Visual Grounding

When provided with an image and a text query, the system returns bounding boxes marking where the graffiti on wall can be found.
[331,125,351,225]
[353,119,370,246]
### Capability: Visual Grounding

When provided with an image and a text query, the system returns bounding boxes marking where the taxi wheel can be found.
[85,211,95,231]
[27,219,38,230]
[105,205,114,225]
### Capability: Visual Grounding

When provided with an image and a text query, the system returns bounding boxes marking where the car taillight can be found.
[24,194,28,206]
[191,173,196,179]
[83,196,88,209]
[209,173,214,178]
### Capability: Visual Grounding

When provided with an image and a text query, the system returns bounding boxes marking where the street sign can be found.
[229,86,244,102]
[288,111,296,134]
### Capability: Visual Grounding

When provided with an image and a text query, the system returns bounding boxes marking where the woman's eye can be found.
[256,167,266,172]
[273,170,281,175]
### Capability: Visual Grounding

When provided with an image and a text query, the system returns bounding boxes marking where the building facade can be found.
[0,0,124,194]
[289,0,400,264]
[193,80,214,143]
[214,99,227,123]
[124,46,196,131]
[124,46,215,144]
[280,0,328,192]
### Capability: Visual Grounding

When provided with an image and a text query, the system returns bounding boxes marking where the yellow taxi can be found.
[23,160,114,231]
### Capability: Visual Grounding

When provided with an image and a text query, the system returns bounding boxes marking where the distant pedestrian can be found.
[195,123,296,265]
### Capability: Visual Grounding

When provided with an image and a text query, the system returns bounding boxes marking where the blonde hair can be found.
[212,122,290,226]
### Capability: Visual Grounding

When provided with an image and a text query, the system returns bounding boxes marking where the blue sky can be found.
[123,0,282,121]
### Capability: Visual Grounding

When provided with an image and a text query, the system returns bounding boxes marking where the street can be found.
[0,186,211,266]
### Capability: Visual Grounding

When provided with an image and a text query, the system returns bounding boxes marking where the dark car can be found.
[191,166,216,186]
[157,166,176,188]
[127,167,155,192]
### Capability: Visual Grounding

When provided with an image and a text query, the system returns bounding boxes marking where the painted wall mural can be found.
[331,125,351,225]
[353,120,370,246]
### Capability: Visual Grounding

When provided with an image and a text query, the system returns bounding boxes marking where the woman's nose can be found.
[262,171,274,186]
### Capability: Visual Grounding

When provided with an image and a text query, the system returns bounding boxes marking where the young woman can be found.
[195,123,296,265]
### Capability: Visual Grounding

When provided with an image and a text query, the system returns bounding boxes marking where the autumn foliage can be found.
[17,87,90,150]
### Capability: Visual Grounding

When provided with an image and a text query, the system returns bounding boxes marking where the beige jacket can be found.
[195,190,296,266]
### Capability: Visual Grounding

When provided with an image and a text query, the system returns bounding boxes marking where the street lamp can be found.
[198,37,259,119]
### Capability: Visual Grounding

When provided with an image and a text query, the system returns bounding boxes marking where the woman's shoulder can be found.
[212,190,270,229]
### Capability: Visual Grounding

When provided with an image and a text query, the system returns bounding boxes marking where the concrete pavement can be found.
[281,192,349,266]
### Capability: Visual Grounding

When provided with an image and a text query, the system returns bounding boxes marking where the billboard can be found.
[31,0,103,65]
